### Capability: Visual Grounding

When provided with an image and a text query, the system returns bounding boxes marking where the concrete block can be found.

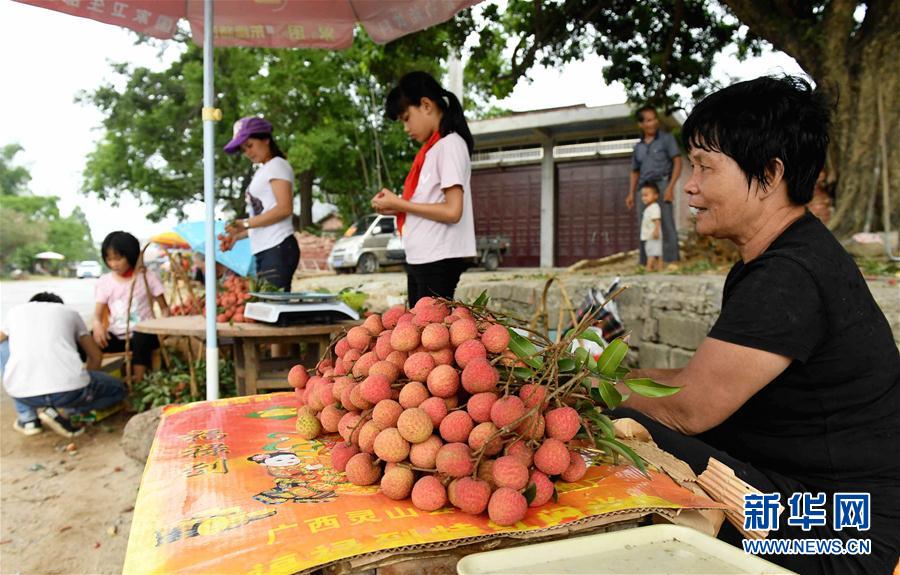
[670,347,694,369]
[658,314,711,351]
[637,342,671,369]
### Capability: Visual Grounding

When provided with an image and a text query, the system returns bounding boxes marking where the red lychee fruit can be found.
[454,339,487,368]
[375,332,394,360]
[430,347,455,366]
[518,383,548,409]
[340,349,362,372]
[351,351,379,378]
[468,422,503,456]
[359,374,392,405]
[288,365,310,388]
[358,420,381,453]
[390,323,421,352]
[490,395,526,429]
[334,337,350,359]
[372,399,403,429]
[461,357,499,393]
[411,475,447,511]
[349,384,373,411]
[492,455,530,490]
[449,318,478,347]
[368,360,400,384]
[488,487,528,526]
[409,434,443,469]
[534,438,570,476]
[403,351,435,382]
[373,427,410,463]
[338,412,362,443]
[528,470,555,507]
[449,476,491,515]
[477,459,496,488]
[381,305,407,329]
[561,450,588,483]
[419,396,449,426]
[396,312,415,325]
[421,323,450,351]
[319,404,344,433]
[412,297,450,327]
[435,442,474,477]
[439,410,474,443]
[346,326,372,352]
[517,413,545,440]
[545,406,581,441]
[330,442,359,472]
[505,440,534,468]
[399,381,430,408]
[481,324,510,353]
[397,408,434,444]
[362,314,384,336]
[426,364,459,398]
[344,453,382,486]
[380,465,414,500]
[385,350,408,370]
[466,392,498,423]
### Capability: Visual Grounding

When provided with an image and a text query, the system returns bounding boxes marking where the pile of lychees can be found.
[288,297,592,526]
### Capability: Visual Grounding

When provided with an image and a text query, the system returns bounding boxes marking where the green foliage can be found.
[465,0,762,111]
[0,144,31,196]
[131,355,237,412]
[0,145,95,270]
[79,21,474,226]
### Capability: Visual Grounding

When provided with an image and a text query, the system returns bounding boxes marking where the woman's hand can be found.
[218,221,244,252]
[371,188,403,214]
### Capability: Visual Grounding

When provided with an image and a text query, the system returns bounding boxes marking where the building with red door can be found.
[469,104,689,268]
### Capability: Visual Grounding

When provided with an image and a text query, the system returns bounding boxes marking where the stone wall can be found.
[456,274,899,368]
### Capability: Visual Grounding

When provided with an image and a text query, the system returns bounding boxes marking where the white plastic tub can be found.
[456,524,796,574]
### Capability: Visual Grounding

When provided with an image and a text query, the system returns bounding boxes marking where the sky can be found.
[1,1,805,244]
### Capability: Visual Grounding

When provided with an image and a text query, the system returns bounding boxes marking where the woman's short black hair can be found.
[681,75,830,205]
[101,231,141,269]
[30,292,64,304]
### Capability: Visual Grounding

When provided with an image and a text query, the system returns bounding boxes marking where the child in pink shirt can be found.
[93,231,169,383]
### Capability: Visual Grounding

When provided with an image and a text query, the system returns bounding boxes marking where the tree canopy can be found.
[80,1,897,236]
[0,144,96,271]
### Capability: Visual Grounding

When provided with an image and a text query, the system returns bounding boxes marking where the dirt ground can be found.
[0,391,143,575]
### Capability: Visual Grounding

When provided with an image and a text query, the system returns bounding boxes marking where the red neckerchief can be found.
[121,268,134,278]
[397,131,441,235]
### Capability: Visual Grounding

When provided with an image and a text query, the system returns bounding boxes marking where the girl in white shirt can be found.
[220,116,299,291]
[371,71,477,306]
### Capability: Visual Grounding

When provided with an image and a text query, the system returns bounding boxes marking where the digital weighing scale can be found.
[244,292,360,326]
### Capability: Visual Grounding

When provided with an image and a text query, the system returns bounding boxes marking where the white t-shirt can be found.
[1,302,90,398]
[246,156,295,254]
[640,202,662,241]
[403,133,477,265]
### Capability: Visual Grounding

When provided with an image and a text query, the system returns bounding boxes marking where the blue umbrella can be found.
[174,221,255,277]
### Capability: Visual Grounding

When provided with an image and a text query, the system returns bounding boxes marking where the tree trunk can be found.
[725,0,900,237]
[298,169,314,230]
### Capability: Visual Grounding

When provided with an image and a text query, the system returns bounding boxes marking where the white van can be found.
[328,214,398,274]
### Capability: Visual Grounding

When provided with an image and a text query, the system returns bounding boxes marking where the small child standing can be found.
[640,183,663,272]
[93,231,170,383]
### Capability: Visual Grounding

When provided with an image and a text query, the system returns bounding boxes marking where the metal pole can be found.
[203,0,220,399]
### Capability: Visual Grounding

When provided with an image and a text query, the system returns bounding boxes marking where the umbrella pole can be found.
[202,0,220,400]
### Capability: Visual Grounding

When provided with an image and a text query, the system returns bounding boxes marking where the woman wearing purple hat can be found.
[219,116,299,291]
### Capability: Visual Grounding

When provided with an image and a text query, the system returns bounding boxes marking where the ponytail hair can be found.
[249,132,286,159]
[385,71,474,155]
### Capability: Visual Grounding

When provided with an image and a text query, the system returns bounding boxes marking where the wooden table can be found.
[134,315,355,395]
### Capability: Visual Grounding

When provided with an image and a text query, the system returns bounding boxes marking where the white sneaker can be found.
[13,419,43,436]
[38,407,85,438]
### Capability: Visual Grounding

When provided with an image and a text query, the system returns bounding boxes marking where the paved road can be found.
[0,278,97,325]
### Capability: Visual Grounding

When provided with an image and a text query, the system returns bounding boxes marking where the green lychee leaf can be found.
[473,290,491,307]
[556,358,576,373]
[595,437,648,476]
[507,328,543,370]
[523,482,537,505]
[623,378,681,398]
[596,380,623,410]
[574,347,589,370]
[595,338,628,377]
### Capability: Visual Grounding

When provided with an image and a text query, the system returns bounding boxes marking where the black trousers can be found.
[102,332,159,368]
[610,408,899,575]
[405,258,469,307]
[255,234,300,292]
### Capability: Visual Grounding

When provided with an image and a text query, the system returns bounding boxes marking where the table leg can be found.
[233,341,246,396]
[242,339,260,396]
